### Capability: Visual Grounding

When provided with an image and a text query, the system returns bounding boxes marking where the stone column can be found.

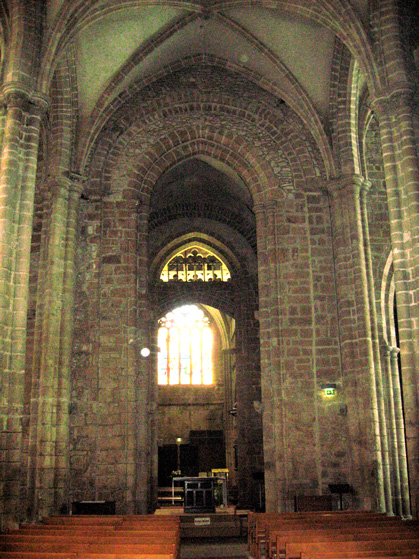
[27,175,74,520]
[53,177,84,513]
[373,0,419,513]
[389,347,411,517]
[383,345,410,517]
[254,200,287,512]
[359,180,393,514]
[373,93,419,516]
[0,84,47,530]
[328,175,385,512]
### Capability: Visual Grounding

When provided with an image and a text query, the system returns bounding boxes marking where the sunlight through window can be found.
[157,305,213,385]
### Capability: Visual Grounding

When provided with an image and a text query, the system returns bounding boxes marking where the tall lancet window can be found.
[158,305,212,385]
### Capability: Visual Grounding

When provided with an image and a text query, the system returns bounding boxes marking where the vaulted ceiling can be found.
[47,1,371,129]
[72,4,342,118]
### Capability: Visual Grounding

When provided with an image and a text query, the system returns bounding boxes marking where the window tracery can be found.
[160,247,231,282]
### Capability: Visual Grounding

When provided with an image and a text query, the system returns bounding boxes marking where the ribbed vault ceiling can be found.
[51,1,371,124]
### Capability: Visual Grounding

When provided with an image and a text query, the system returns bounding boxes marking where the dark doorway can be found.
[158,444,199,487]
[158,431,226,487]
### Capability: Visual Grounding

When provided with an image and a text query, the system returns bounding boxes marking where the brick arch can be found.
[148,219,258,284]
[83,55,330,180]
[150,232,242,280]
[125,132,277,209]
[88,86,323,201]
[328,38,370,177]
[83,57,331,179]
[149,202,257,252]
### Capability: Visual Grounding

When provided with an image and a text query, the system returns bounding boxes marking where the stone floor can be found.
[180,537,250,559]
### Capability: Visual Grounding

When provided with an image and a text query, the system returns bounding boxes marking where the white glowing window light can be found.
[158,305,213,385]
[160,247,231,283]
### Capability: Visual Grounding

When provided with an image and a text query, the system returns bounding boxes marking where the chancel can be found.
[1,0,419,539]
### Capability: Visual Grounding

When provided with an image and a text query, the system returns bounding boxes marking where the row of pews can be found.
[248,510,419,559]
[0,513,181,559]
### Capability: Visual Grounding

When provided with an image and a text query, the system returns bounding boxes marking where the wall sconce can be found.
[321,383,337,397]
[140,347,150,357]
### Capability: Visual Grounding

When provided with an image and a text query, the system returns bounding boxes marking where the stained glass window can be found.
[158,305,213,385]
[160,247,231,282]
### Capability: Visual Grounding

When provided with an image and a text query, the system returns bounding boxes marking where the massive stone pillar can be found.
[0,85,46,530]
[26,175,82,520]
[359,181,393,514]
[255,200,288,512]
[53,178,83,513]
[328,175,386,512]
[373,92,419,517]
[372,0,419,516]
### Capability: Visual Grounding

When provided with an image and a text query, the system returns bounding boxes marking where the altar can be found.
[171,476,227,513]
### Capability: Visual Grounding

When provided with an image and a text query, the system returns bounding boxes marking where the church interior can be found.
[1,0,419,534]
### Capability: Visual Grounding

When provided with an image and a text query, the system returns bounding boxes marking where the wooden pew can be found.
[248,511,418,559]
[0,551,173,559]
[0,535,178,547]
[284,538,419,559]
[0,514,181,559]
[248,511,392,559]
[268,523,419,559]
[0,542,178,553]
[13,528,179,538]
[300,553,418,559]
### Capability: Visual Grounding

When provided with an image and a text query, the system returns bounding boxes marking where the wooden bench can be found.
[301,554,418,559]
[0,514,181,559]
[0,542,178,552]
[248,511,392,559]
[268,523,419,558]
[14,528,179,537]
[285,538,419,559]
[248,511,418,559]
[248,511,389,547]
[0,551,173,559]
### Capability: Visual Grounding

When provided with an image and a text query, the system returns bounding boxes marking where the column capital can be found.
[46,174,73,200]
[0,82,49,114]
[390,346,401,358]
[384,345,400,358]
[63,170,87,199]
[253,199,280,216]
[371,85,416,118]
[327,174,370,198]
